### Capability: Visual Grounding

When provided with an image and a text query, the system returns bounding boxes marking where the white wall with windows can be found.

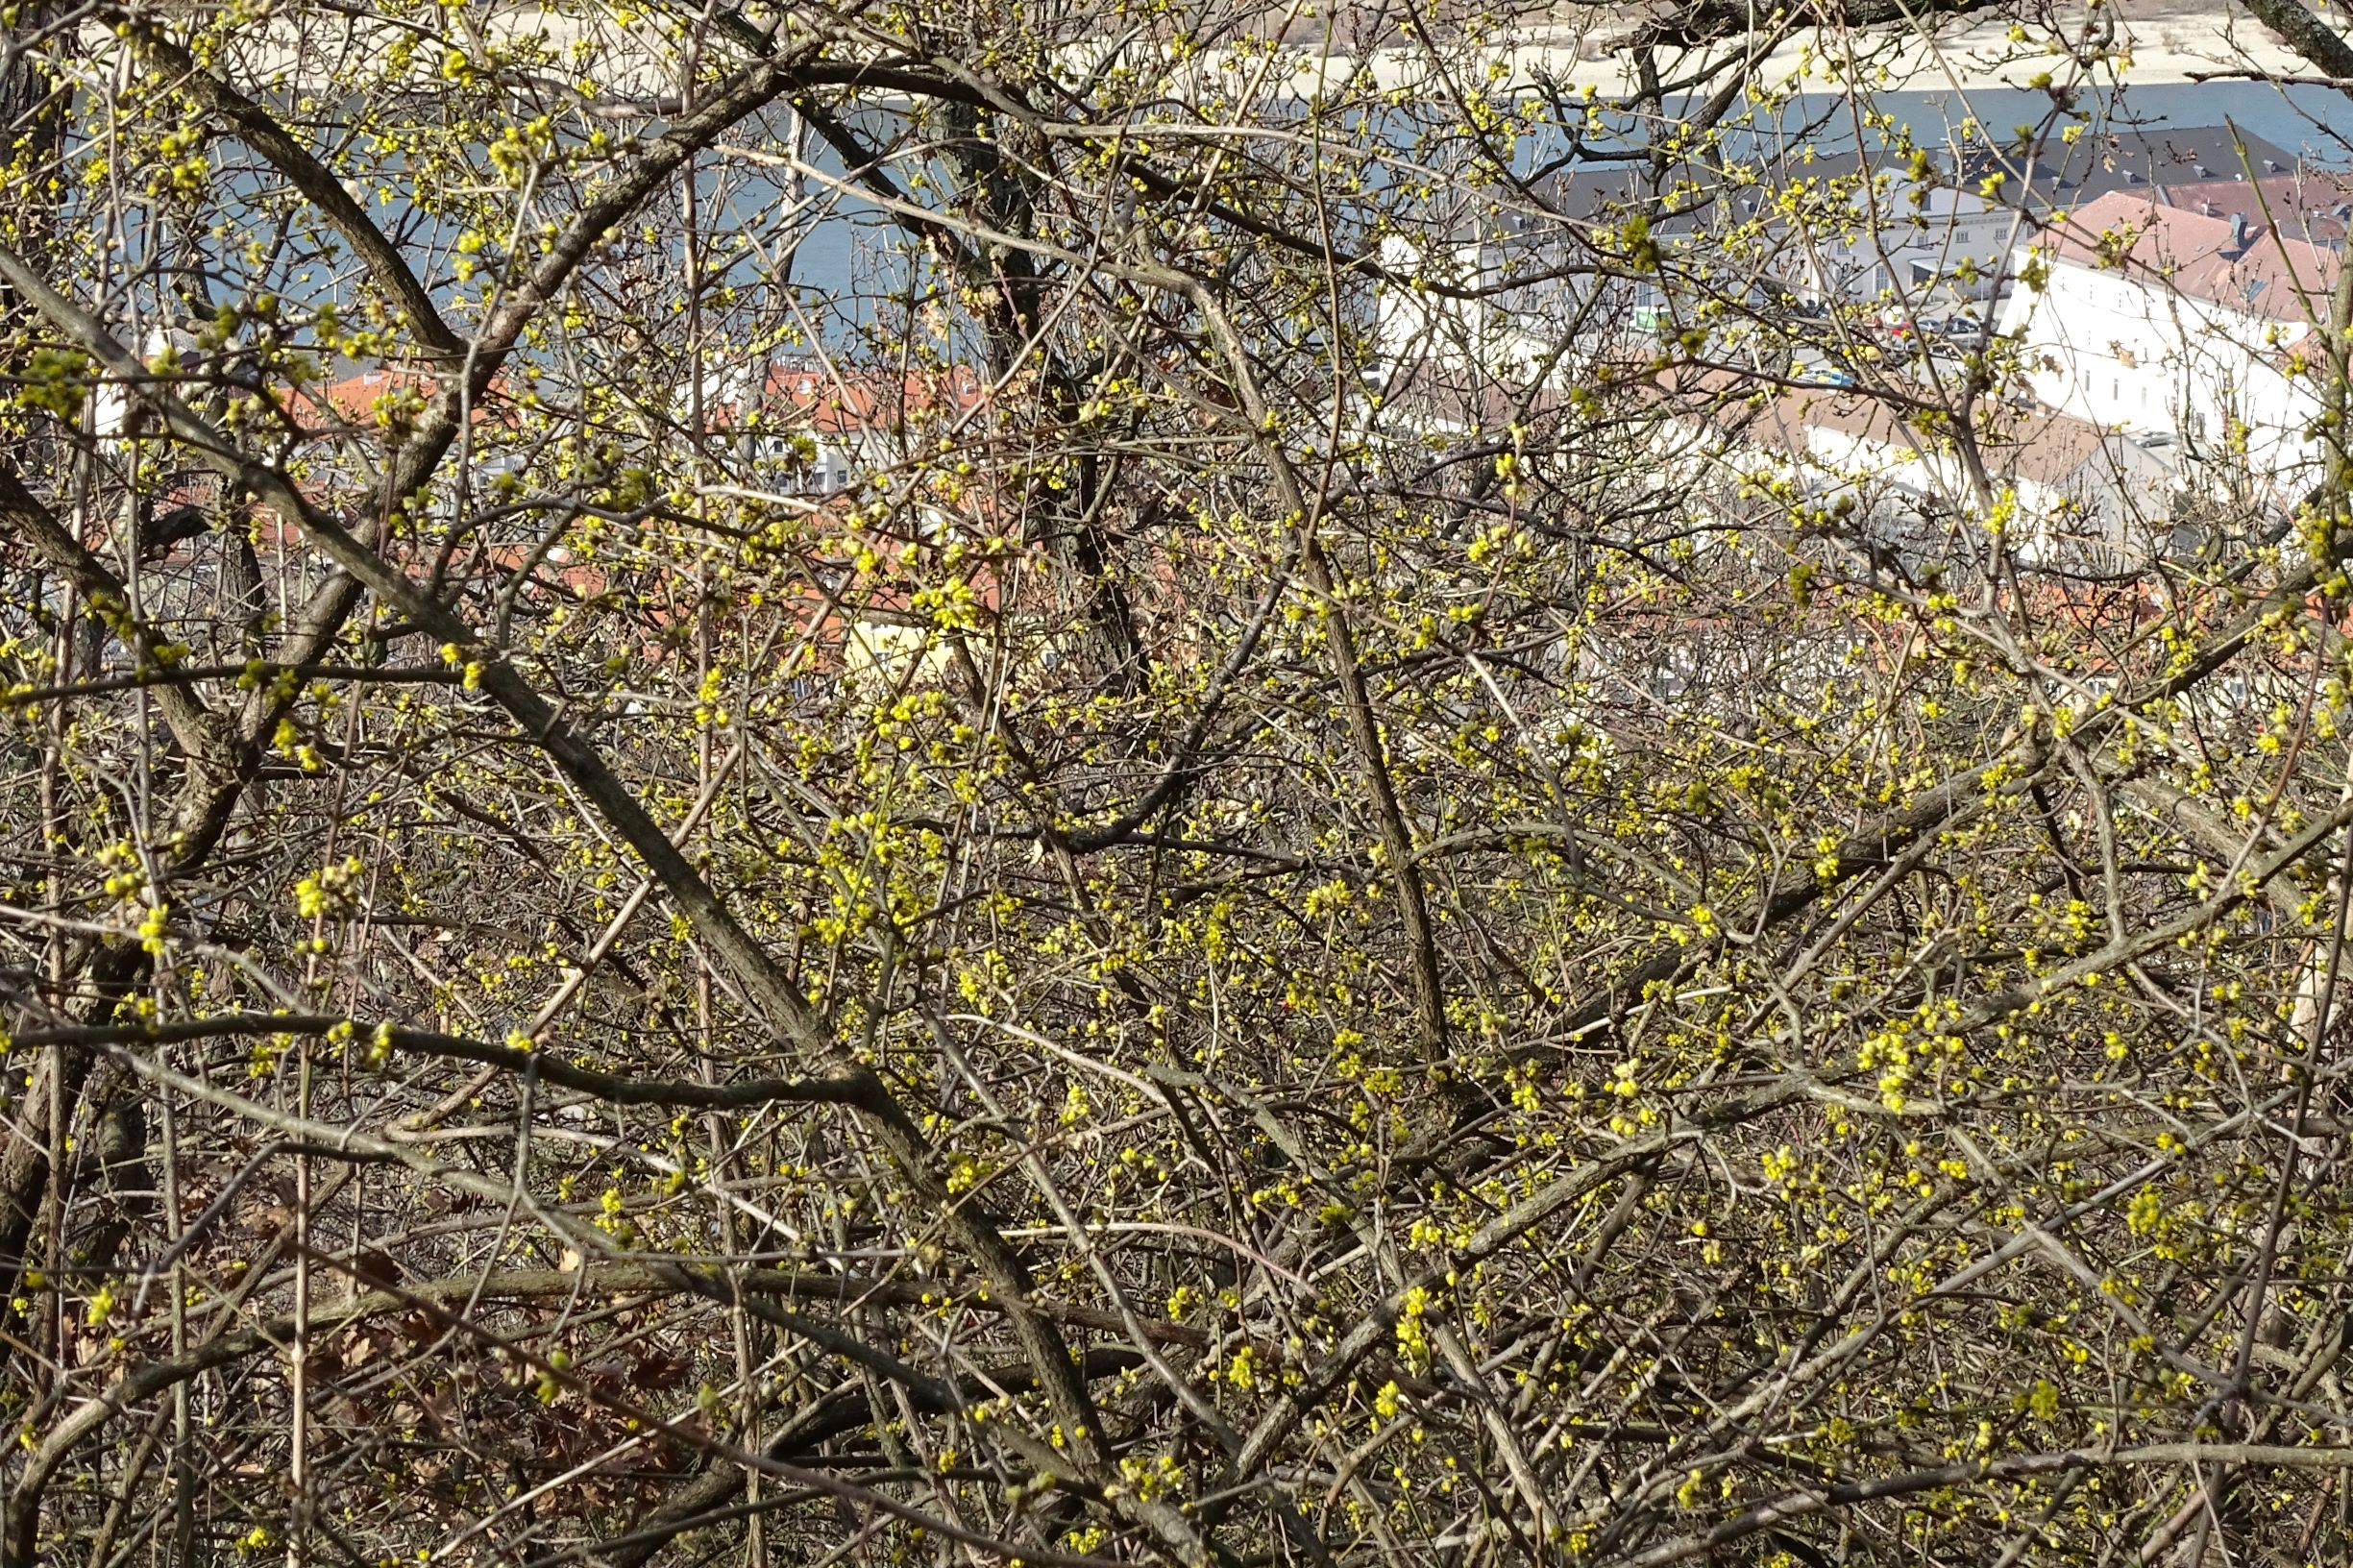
[1996,247,2325,483]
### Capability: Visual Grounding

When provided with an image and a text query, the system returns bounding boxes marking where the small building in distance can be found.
[1662,381,2178,573]
[1995,187,2339,491]
[1731,122,2325,316]
[1369,121,2341,391]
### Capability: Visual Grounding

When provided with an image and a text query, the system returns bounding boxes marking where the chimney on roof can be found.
[2266,158,2284,173]
[2229,212,2252,251]
[2194,163,2212,178]
[2200,200,2215,216]
[2123,169,2139,184]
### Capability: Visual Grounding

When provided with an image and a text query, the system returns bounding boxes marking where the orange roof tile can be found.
[2039,189,2341,323]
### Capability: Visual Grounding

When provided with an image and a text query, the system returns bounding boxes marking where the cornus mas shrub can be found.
[6,1,2353,1564]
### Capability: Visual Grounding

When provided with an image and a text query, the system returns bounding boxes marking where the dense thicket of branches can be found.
[9,0,2353,1564]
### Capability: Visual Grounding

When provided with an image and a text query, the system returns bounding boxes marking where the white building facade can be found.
[1996,190,2334,489]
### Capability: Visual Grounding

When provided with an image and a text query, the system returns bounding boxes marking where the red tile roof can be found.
[2039,189,2341,322]
[1696,383,2147,492]
[710,362,991,435]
